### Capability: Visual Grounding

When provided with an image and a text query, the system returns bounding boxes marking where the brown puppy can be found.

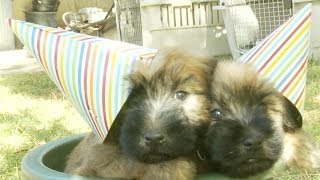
[65,49,217,179]
[204,61,320,178]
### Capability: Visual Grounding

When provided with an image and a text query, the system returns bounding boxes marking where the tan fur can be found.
[126,48,217,127]
[212,61,284,135]
[212,61,320,173]
[65,49,217,179]
[282,130,320,169]
[65,132,196,179]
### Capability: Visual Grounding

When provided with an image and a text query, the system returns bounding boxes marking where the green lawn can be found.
[0,73,90,179]
[0,60,319,179]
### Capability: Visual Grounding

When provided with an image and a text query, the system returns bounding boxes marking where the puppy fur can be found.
[204,61,307,178]
[65,49,217,179]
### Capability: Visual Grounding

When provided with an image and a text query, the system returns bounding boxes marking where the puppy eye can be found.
[174,91,188,100]
[211,109,222,120]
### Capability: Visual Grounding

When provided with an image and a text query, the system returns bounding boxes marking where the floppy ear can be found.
[103,95,131,144]
[279,93,303,133]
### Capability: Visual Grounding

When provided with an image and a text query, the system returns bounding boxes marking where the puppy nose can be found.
[243,138,253,147]
[242,137,260,148]
[144,130,165,143]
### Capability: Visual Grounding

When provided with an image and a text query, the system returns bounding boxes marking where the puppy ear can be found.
[279,93,303,132]
[203,58,218,75]
[103,96,130,144]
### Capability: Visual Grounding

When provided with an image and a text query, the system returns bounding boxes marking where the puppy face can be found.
[205,62,302,178]
[120,49,217,164]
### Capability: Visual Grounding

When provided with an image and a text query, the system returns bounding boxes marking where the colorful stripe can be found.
[8,19,157,141]
[8,3,310,140]
[238,4,311,112]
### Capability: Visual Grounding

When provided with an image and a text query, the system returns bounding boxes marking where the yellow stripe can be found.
[41,32,50,72]
[250,17,295,64]
[107,47,121,128]
[261,22,310,76]
[25,25,31,55]
[296,88,306,111]
[59,38,68,96]
[89,44,98,111]
[267,36,309,84]
[283,62,307,96]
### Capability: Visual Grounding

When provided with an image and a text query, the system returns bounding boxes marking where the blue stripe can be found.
[290,74,307,102]
[47,34,59,86]
[64,38,75,103]
[30,26,36,57]
[19,21,26,44]
[266,32,309,80]
[275,49,307,90]
[95,47,106,135]
[72,40,87,120]
[242,7,309,64]
[113,52,123,118]
[77,42,97,134]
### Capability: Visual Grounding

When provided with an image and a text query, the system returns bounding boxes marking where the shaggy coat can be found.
[204,61,318,178]
[65,49,217,179]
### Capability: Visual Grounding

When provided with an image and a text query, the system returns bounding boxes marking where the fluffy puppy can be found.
[204,61,307,178]
[65,49,217,179]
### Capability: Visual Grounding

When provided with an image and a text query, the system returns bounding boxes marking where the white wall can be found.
[0,0,15,50]
[294,0,320,59]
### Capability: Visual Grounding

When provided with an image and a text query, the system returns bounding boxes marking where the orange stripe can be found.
[295,89,305,110]
[107,48,120,127]
[59,38,68,95]
[89,45,99,110]
[41,31,50,72]
[89,44,103,136]
[295,87,305,108]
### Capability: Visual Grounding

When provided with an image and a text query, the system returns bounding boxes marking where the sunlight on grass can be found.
[1,72,64,100]
[0,72,90,179]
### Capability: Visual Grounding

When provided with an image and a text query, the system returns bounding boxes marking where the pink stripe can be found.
[78,37,96,41]
[52,30,68,34]
[83,44,102,137]
[83,45,91,112]
[294,88,305,106]
[102,50,110,131]
[8,18,12,28]
[36,29,45,67]
[53,36,66,95]
[258,14,310,73]
[245,15,296,63]
[280,59,307,94]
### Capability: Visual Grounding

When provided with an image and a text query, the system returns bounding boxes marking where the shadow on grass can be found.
[0,72,64,100]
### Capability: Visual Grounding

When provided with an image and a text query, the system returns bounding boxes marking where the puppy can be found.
[65,49,217,179]
[204,61,309,178]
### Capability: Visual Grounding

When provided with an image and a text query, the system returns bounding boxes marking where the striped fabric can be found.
[8,19,157,140]
[239,4,311,112]
[8,4,311,140]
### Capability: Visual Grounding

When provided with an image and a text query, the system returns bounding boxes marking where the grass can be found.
[0,60,319,179]
[0,72,90,180]
[1,73,64,100]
